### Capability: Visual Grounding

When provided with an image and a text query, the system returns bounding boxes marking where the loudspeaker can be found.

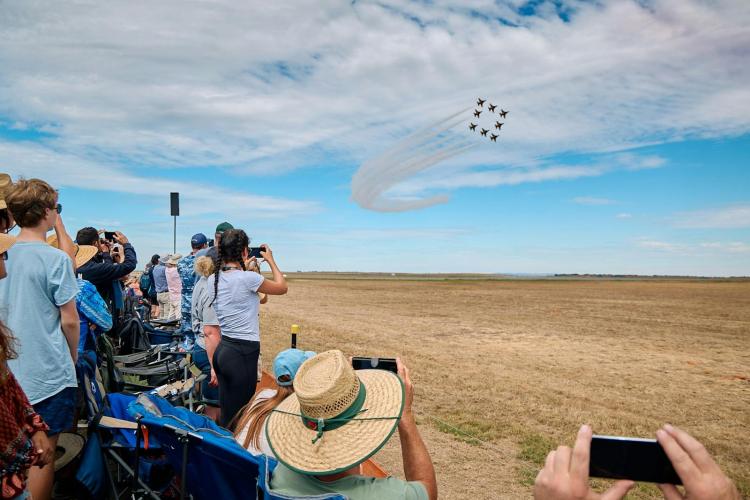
[170,192,179,216]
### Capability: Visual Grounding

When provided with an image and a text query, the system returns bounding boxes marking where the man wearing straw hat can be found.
[0,178,80,500]
[266,350,437,500]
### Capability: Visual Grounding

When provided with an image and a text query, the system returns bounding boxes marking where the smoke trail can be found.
[351,107,479,212]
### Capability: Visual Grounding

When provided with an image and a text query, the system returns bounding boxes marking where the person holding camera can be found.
[75,227,137,311]
[534,424,740,500]
[207,228,287,428]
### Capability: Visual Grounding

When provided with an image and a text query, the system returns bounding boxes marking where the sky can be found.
[0,0,748,276]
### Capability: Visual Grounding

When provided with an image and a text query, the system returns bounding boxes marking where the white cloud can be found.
[572,197,616,206]
[636,239,750,255]
[0,141,318,218]
[0,0,746,209]
[616,213,632,219]
[671,204,750,229]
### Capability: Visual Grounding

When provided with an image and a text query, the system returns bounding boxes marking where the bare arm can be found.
[204,324,221,385]
[256,245,287,295]
[54,216,76,266]
[59,300,80,364]
[397,359,437,500]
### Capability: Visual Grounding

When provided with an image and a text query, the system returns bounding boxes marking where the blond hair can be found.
[233,385,294,450]
[194,255,214,277]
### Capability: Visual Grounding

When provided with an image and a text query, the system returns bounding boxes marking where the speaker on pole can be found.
[170,192,180,216]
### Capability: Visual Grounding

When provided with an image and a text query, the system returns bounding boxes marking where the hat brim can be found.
[54,432,84,472]
[266,369,404,476]
[0,233,16,254]
[75,245,98,269]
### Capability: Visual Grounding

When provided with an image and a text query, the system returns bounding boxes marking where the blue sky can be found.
[0,0,748,275]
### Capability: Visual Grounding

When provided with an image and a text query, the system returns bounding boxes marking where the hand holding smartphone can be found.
[351,357,398,373]
[590,435,681,484]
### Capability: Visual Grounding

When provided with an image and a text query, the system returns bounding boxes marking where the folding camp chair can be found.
[128,393,263,500]
[76,350,173,499]
[257,455,347,500]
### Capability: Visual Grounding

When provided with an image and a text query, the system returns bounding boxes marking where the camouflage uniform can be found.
[177,253,197,333]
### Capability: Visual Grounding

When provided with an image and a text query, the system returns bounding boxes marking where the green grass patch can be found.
[518,433,556,465]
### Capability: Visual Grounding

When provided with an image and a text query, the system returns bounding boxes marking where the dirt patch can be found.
[258,279,750,499]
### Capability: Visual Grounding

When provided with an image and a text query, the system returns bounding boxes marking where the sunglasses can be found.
[55,203,62,214]
[1,252,7,261]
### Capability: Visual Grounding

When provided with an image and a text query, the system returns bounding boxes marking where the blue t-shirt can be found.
[0,241,79,404]
[152,264,168,293]
[206,270,264,341]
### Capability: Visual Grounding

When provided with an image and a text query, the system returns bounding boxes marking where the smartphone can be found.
[248,246,265,259]
[590,435,681,485]
[104,231,116,241]
[351,357,398,373]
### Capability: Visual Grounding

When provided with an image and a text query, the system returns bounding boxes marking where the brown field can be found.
[258,277,750,499]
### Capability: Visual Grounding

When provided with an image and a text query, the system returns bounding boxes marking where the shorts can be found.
[32,387,78,436]
[193,345,219,405]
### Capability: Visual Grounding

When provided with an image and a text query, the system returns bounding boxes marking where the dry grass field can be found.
[258,277,750,499]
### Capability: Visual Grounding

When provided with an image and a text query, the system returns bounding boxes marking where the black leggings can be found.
[213,336,260,429]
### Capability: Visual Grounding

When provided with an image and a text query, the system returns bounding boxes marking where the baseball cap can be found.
[273,349,316,387]
[191,233,208,248]
[215,222,233,233]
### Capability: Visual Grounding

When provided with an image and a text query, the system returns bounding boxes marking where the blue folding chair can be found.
[257,455,347,500]
[128,393,263,500]
[76,350,170,500]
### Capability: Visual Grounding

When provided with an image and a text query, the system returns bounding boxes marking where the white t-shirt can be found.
[206,270,264,341]
[235,388,276,457]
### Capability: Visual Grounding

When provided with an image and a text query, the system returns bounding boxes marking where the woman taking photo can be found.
[208,229,287,428]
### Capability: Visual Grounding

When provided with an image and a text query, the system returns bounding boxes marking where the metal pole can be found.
[173,215,177,253]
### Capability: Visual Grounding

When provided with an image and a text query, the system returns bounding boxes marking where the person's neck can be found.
[315,465,361,482]
[223,260,242,269]
[16,224,48,242]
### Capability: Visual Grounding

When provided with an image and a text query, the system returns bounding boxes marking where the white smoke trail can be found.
[351,107,478,211]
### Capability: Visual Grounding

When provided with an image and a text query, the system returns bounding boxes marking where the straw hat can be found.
[46,234,98,269]
[0,233,16,254]
[0,173,12,210]
[167,254,182,265]
[266,350,404,475]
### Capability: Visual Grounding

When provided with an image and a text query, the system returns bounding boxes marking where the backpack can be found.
[139,270,153,296]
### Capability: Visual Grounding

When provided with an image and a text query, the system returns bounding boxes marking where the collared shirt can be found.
[152,264,168,293]
[271,465,428,500]
[165,266,182,303]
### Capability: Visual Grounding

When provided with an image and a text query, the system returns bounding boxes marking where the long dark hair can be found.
[211,229,249,306]
[0,320,18,383]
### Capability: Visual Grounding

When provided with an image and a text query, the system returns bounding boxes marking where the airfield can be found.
[258,274,750,499]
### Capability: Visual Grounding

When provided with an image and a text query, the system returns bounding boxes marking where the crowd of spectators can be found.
[0,173,742,500]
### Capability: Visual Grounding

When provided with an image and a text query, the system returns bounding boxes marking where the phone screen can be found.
[590,435,681,484]
[248,246,264,259]
[351,357,398,373]
[104,231,116,241]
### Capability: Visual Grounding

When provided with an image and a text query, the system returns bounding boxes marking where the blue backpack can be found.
[139,269,154,296]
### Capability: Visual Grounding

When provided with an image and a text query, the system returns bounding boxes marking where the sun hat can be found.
[266,350,404,475]
[0,233,16,254]
[46,234,98,269]
[273,349,316,387]
[191,233,208,248]
[215,222,233,234]
[159,254,170,264]
[167,254,182,265]
[0,173,12,210]
[54,432,85,472]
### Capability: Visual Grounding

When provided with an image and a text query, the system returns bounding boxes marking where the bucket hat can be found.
[266,350,404,475]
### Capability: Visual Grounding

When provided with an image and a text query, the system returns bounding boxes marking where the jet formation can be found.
[471,98,508,143]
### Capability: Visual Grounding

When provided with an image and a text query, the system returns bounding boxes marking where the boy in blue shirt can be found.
[0,178,80,500]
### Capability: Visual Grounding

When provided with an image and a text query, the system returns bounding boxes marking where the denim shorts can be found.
[192,345,219,405]
[33,386,78,436]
